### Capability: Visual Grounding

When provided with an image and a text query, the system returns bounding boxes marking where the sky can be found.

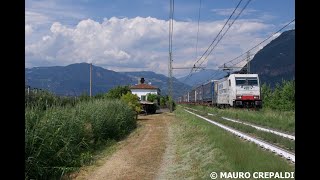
[25,0,295,78]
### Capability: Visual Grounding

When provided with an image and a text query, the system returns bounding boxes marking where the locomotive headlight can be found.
[236,95,241,99]
[254,96,259,99]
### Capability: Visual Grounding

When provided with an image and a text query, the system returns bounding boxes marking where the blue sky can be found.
[25,0,295,77]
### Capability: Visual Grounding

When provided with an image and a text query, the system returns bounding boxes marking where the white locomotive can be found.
[178,73,262,108]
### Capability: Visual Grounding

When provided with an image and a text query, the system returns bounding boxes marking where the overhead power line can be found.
[185,18,296,90]
[195,0,252,71]
[182,0,251,84]
[192,19,295,89]
[220,18,295,68]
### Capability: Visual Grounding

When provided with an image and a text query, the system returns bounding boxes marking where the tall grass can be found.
[184,104,295,133]
[25,99,136,179]
[25,91,78,110]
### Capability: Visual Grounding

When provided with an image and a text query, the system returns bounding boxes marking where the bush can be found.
[25,99,136,179]
[160,97,166,108]
[121,92,141,119]
[261,80,295,111]
[105,86,131,99]
[167,96,176,112]
[146,93,159,103]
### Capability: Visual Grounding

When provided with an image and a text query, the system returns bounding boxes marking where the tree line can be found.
[261,80,295,111]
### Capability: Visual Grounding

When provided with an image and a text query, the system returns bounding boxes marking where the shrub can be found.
[25,99,136,179]
[121,92,141,119]
[105,86,131,99]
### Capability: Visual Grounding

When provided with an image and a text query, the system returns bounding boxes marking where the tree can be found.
[260,80,295,111]
[105,86,131,99]
[146,93,159,103]
[167,96,176,112]
[120,92,141,119]
[261,83,272,108]
[279,80,295,110]
[160,97,166,108]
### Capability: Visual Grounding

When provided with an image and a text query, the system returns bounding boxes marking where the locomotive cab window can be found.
[235,78,246,86]
[247,78,258,86]
[235,77,258,86]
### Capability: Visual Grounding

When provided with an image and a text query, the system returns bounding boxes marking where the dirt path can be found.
[72,110,174,180]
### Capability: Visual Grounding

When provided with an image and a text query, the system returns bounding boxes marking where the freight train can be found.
[178,73,262,108]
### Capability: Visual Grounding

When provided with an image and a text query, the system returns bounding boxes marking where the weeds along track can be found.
[184,109,295,163]
[184,106,295,140]
[219,116,295,140]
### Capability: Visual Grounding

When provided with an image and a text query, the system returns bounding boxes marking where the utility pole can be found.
[90,63,92,97]
[168,52,173,112]
[168,0,173,113]
[246,51,250,74]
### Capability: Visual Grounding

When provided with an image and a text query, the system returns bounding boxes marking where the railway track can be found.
[184,106,295,140]
[219,116,295,140]
[184,109,295,163]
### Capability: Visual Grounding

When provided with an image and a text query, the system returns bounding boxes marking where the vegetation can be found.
[183,104,295,134]
[168,96,176,112]
[160,106,294,179]
[146,93,159,103]
[261,80,295,111]
[185,108,294,152]
[25,90,79,110]
[160,96,166,108]
[121,92,142,118]
[104,85,131,99]
[25,89,137,179]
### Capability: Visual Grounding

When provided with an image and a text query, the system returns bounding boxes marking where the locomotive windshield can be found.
[235,79,246,86]
[235,77,258,86]
[247,77,258,86]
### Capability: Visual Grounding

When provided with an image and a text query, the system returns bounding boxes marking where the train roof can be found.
[228,73,259,78]
[189,73,260,91]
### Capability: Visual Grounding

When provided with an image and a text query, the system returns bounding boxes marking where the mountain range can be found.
[178,29,295,88]
[25,63,191,98]
[245,29,295,87]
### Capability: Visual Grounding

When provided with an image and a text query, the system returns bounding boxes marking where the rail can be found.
[184,109,295,163]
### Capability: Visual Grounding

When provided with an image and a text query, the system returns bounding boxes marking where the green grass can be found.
[25,99,136,179]
[161,106,295,179]
[183,104,295,134]
[186,108,295,153]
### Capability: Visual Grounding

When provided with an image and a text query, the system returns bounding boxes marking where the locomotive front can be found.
[230,74,262,108]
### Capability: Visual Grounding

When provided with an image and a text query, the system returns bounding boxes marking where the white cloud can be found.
[25,11,52,25]
[103,49,131,60]
[25,24,33,35]
[26,16,276,77]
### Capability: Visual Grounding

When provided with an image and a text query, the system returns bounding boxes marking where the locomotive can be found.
[178,73,262,108]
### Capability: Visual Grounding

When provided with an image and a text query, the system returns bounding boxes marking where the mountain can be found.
[178,69,228,87]
[25,63,191,98]
[247,29,295,87]
[123,71,191,98]
[25,63,131,96]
